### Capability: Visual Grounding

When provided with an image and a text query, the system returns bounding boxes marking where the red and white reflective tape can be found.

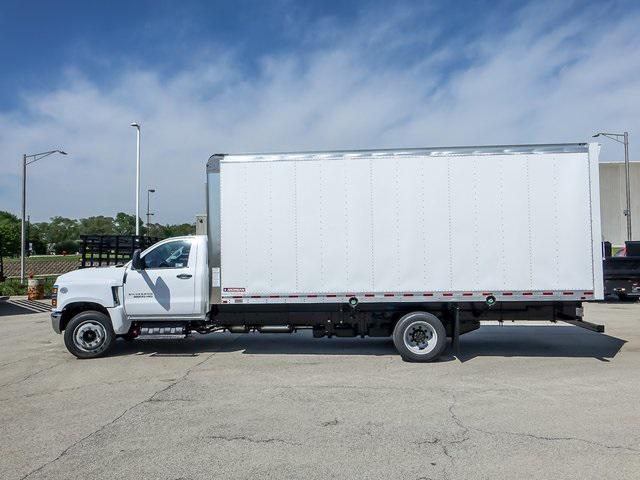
[220,290,595,303]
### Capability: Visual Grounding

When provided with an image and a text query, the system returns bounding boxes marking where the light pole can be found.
[146,188,155,230]
[130,122,141,236]
[21,149,67,283]
[593,132,632,241]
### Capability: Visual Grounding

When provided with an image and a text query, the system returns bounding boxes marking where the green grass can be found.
[0,277,57,297]
[5,254,133,264]
[4,255,81,264]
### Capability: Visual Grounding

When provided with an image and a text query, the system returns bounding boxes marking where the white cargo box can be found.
[207,143,603,304]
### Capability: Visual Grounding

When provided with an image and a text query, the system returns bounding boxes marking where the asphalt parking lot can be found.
[1,300,639,480]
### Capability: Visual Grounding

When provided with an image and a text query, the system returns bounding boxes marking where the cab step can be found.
[138,323,188,340]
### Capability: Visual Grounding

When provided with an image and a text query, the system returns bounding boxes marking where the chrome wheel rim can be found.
[74,321,106,352]
[403,321,437,354]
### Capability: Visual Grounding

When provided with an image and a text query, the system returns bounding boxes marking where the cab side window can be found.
[143,240,191,269]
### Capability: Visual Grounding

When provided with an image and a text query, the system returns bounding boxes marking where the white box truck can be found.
[51,143,604,361]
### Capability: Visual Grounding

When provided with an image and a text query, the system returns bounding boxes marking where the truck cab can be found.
[51,235,208,358]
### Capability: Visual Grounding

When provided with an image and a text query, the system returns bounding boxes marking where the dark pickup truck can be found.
[603,241,640,299]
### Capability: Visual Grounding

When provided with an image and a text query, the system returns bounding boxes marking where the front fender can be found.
[58,295,115,311]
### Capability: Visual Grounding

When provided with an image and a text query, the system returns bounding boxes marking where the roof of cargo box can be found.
[207,143,589,170]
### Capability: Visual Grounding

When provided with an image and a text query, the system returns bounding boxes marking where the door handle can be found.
[176,273,192,279]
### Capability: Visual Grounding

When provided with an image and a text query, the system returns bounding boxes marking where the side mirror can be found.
[131,249,145,270]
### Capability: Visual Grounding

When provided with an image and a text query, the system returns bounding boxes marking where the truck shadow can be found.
[108,324,626,362]
[449,325,625,363]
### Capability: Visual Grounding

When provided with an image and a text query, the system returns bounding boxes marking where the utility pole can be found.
[624,132,631,242]
[131,123,141,236]
[20,154,26,282]
[146,188,155,230]
[20,150,67,283]
[26,215,30,257]
[593,132,632,241]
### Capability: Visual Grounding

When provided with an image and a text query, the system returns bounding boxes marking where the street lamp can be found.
[130,122,141,236]
[146,188,156,229]
[21,149,67,283]
[593,132,632,241]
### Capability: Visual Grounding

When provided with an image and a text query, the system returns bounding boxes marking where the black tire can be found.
[63,310,115,359]
[393,312,447,362]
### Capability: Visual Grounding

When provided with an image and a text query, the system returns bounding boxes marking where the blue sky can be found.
[0,0,515,108]
[1,0,639,223]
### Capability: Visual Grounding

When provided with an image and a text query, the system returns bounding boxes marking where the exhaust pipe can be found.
[256,325,294,334]
[227,326,250,334]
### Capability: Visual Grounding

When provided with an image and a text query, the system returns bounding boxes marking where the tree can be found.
[160,223,195,237]
[28,222,49,255]
[0,211,20,257]
[47,217,80,245]
[143,222,194,238]
[54,239,80,255]
[145,222,162,238]
[79,216,115,235]
[0,212,195,258]
[113,212,141,235]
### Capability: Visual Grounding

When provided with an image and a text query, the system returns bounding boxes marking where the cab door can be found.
[123,238,198,318]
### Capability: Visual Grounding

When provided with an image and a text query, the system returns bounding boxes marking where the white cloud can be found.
[1,1,639,223]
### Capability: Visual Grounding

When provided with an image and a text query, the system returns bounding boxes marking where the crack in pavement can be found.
[0,377,156,402]
[0,363,62,389]
[447,393,639,453]
[414,434,468,480]
[17,344,227,480]
[207,434,301,447]
[477,429,640,452]
[416,438,440,446]
[0,357,35,369]
[447,394,469,438]
[415,394,470,454]
[415,391,638,480]
[321,418,339,427]
[276,383,420,392]
[18,393,154,480]
[148,397,196,403]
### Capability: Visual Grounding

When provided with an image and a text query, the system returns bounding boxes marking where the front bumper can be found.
[51,311,62,334]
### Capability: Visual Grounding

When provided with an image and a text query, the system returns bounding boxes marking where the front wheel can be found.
[393,312,446,362]
[64,310,115,359]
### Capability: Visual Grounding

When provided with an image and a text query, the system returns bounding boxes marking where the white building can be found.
[599,162,640,246]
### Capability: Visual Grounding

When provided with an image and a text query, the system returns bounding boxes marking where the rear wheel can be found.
[64,310,115,359]
[393,312,446,362]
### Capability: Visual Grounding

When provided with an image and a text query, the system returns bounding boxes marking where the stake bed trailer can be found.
[51,142,604,361]
[603,241,640,299]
